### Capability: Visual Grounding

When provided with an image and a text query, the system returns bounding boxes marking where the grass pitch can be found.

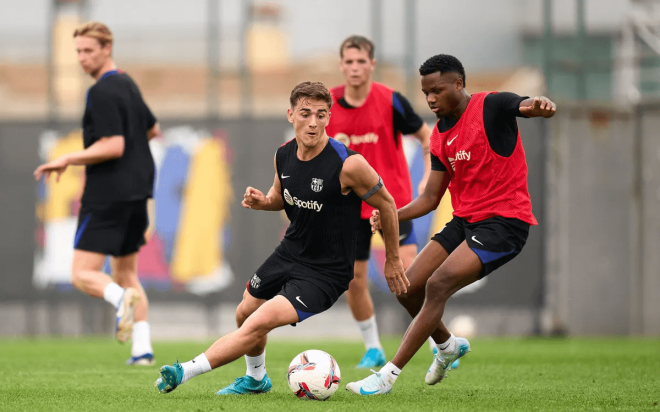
[0,336,658,411]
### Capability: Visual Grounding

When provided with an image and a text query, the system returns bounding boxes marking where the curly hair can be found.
[419,54,466,88]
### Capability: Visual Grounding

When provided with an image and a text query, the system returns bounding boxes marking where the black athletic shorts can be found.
[247,245,350,324]
[431,215,530,278]
[74,199,149,257]
[355,218,417,261]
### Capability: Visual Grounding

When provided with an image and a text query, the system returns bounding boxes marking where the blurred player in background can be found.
[347,54,556,395]
[34,22,160,365]
[154,81,408,396]
[326,35,432,369]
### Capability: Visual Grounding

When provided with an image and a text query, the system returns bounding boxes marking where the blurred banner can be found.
[0,117,545,310]
[34,126,235,295]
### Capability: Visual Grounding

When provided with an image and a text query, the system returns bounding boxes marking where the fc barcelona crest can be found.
[311,178,323,192]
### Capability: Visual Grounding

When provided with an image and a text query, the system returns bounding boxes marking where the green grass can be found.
[0,337,658,411]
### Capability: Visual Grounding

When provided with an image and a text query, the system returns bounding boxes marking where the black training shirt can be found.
[276,138,362,281]
[338,91,424,144]
[430,92,529,172]
[82,71,156,202]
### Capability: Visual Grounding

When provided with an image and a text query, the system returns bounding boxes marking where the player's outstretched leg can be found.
[155,295,298,394]
[216,291,272,395]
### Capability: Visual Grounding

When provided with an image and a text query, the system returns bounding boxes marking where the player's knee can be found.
[425,273,453,302]
[347,276,368,294]
[242,317,273,340]
[70,267,85,290]
[236,301,251,327]
[236,290,260,326]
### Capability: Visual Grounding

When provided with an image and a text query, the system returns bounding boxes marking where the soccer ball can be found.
[287,350,341,401]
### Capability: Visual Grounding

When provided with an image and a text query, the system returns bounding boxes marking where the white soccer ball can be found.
[287,349,341,401]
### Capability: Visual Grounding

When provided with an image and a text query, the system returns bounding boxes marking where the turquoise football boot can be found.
[216,374,272,395]
[356,348,386,369]
[155,360,184,394]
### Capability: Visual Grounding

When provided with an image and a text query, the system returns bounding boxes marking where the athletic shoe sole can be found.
[116,288,140,343]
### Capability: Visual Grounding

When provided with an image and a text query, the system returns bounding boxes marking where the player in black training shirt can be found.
[34,22,159,365]
[154,82,408,396]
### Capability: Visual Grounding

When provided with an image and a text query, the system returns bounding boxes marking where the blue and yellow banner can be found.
[34,126,235,294]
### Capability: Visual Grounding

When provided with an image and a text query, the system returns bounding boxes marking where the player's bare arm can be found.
[341,154,408,295]
[411,122,433,193]
[147,122,161,140]
[33,135,124,182]
[371,170,450,232]
[242,154,284,211]
[519,96,557,118]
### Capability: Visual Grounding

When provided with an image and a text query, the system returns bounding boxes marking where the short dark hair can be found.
[419,54,466,88]
[289,81,333,109]
[340,35,375,59]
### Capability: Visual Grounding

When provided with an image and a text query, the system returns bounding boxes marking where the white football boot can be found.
[425,337,470,385]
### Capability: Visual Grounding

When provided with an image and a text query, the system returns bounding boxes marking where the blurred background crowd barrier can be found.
[0,0,658,338]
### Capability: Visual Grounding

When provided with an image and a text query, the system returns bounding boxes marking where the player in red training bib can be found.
[326,36,432,369]
[347,54,556,395]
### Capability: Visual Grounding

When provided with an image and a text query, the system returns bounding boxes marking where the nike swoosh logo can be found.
[447,135,458,145]
[281,174,290,179]
[191,359,196,363]
[255,362,264,369]
[296,296,307,308]
[360,387,381,395]
[471,236,483,246]
[399,234,406,241]
[391,371,399,376]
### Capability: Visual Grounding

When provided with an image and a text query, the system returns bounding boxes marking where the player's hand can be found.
[519,96,556,118]
[34,156,69,182]
[384,258,408,295]
[369,210,381,233]
[242,186,268,210]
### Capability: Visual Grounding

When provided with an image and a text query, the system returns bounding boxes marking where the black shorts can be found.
[74,200,149,257]
[247,246,350,324]
[355,218,417,261]
[430,216,530,278]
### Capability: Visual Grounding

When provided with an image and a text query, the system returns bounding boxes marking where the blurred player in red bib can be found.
[326,36,432,368]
